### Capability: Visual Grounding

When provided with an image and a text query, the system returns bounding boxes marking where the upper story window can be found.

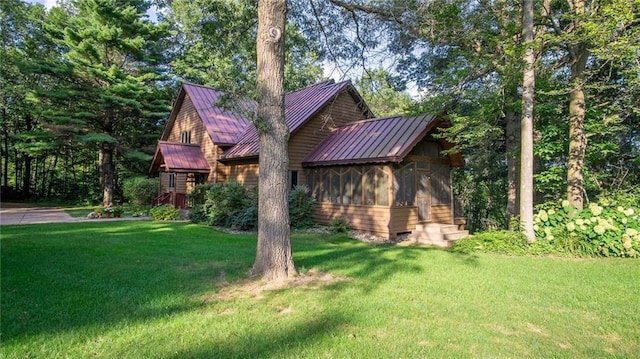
[180,130,192,144]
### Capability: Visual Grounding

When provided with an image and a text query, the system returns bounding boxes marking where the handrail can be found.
[152,192,172,206]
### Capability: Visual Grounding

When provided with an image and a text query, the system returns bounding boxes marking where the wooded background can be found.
[1,0,638,233]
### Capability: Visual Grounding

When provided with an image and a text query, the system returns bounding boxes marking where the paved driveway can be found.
[0,203,77,225]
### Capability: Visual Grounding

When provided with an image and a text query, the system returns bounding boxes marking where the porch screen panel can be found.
[431,164,451,205]
[320,168,330,202]
[364,166,375,205]
[330,168,341,204]
[352,167,363,205]
[342,168,353,204]
[393,162,415,206]
[376,167,389,206]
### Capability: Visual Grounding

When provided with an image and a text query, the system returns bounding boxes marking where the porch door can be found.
[417,169,430,221]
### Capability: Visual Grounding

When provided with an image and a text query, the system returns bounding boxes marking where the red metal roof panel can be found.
[302,114,439,166]
[182,83,251,146]
[222,80,371,159]
[155,141,210,172]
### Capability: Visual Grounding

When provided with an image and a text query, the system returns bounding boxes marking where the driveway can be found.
[0,203,154,226]
[0,203,77,225]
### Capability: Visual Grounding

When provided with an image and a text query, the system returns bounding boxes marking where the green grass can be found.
[1,222,639,358]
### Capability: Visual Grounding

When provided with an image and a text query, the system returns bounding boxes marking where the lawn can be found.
[1,221,639,358]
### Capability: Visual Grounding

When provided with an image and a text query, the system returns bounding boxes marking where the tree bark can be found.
[101,142,114,206]
[520,0,535,241]
[252,0,296,281]
[566,0,589,210]
[506,90,520,229]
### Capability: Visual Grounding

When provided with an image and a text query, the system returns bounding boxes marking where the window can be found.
[289,170,298,189]
[180,130,192,144]
[168,173,175,188]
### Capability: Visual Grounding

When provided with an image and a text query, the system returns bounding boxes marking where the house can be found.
[150,80,467,245]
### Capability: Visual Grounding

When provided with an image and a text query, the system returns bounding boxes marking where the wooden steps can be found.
[407,222,469,248]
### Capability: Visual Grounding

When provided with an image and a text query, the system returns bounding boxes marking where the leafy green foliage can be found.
[534,200,640,257]
[288,185,316,229]
[189,183,316,231]
[188,182,254,229]
[149,204,180,221]
[328,216,350,234]
[452,231,529,255]
[122,177,159,206]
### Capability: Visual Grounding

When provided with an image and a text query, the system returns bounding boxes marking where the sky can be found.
[26,0,56,9]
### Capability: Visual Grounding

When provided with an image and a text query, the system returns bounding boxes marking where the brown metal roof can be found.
[221,80,372,159]
[161,83,250,146]
[302,114,442,167]
[149,141,211,173]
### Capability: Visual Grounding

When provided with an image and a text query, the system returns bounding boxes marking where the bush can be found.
[189,182,253,229]
[533,200,640,257]
[188,183,317,231]
[123,177,159,206]
[328,217,350,234]
[289,185,316,229]
[150,204,180,221]
[452,231,529,255]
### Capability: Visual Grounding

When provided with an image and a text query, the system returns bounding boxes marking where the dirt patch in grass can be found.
[204,268,352,301]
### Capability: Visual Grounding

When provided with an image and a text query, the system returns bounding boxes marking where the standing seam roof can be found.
[221,80,369,159]
[182,83,251,146]
[302,114,439,166]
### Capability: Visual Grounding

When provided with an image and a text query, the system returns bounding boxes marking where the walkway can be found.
[0,203,150,225]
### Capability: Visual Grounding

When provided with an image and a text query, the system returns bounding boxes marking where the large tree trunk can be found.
[101,142,114,206]
[520,0,535,241]
[566,46,589,210]
[252,0,295,281]
[505,90,520,229]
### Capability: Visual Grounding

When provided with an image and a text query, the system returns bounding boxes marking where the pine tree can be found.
[42,0,170,205]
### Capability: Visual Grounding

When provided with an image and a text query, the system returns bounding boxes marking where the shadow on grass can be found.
[1,221,475,353]
[166,312,348,359]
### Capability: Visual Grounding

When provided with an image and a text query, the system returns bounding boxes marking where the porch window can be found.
[307,165,388,206]
[431,164,451,205]
[393,162,416,206]
[168,173,175,188]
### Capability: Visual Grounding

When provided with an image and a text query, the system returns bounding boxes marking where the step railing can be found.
[152,192,172,207]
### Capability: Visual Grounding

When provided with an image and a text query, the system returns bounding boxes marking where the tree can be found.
[41,0,170,206]
[520,0,535,241]
[252,0,296,281]
[355,68,413,117]
[166,0,323,92]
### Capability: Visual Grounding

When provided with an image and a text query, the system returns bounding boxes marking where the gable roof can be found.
[221,80,372,159]
[161,83,250,146]
[302,114,460,167]
[149,141,211,173]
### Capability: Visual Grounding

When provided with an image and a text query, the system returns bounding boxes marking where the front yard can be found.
[1,221,638,358]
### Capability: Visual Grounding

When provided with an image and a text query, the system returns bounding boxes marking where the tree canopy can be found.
[2,0,637,237]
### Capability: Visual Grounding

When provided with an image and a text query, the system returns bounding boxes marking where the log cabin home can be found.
[150,80,468,245]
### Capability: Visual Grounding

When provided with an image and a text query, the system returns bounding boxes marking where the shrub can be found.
[150,204,180,221]
[533,200,640,257]
[188,183,317,231]
[189,182,253,229]
[452,231,529,255]
[328,217,350,234]
[123,177,159,206]
[289,185,316,229]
